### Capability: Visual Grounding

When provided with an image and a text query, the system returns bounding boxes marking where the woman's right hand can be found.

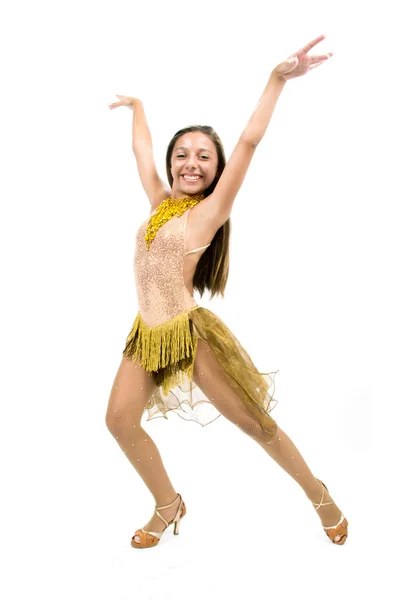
[108,95,139,110]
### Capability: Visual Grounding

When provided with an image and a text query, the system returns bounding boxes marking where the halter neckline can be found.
[168,194,204,202]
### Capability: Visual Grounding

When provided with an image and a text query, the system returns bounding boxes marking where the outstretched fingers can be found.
[308,59,327,71]
[300,34,326,54]
[307,51,334,71]
[309,52,334,63]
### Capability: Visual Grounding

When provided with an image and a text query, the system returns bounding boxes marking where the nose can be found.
[185,154,198,169]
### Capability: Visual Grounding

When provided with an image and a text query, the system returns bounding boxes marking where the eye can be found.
[176,154,209,159]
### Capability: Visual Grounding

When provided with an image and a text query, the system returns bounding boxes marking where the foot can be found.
[133,493,182,544]
[308,478,345,543]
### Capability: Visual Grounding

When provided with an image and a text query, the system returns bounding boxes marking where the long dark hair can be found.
[165,125,231,299]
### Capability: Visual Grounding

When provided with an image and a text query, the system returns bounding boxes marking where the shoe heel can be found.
[173,499,186,535]
[174,519,180,535]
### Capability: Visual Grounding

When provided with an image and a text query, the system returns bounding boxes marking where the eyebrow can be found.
[175,146,213,153]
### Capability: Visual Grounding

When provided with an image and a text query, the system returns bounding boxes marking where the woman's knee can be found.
[235,415,266,440]
[105,402,142,436]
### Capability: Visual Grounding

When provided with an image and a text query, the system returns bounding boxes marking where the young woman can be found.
[106,34,348,548]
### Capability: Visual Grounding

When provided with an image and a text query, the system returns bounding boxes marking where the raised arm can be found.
[108,96,171,208]
[204,73,286,229]
[205,35,333,229]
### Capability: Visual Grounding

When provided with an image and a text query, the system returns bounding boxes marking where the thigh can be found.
[192,338,263,438]
[106,355,158,426]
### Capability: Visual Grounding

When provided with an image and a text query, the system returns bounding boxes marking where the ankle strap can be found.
[156,493,181,510]
[313,485,334,510]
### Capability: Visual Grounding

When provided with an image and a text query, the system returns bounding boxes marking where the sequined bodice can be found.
[134,208,198,327]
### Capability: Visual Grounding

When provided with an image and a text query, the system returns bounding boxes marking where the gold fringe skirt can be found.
[122,306,278,436]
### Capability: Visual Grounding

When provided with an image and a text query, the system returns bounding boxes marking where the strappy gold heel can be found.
[312,478,348,545]
[131,492,186,549]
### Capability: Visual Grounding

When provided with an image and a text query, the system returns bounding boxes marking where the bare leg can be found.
[192,339,345,542]
[253,425,345,541]
[105,356,182,541]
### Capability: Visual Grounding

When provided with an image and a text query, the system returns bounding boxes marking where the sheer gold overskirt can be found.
[122,306,278,435]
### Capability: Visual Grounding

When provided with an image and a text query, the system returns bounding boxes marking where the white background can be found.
[1,0,399,598]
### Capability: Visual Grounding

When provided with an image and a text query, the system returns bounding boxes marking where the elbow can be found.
[240,134,259,150]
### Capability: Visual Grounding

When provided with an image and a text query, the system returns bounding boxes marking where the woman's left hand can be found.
[272,34,333,82]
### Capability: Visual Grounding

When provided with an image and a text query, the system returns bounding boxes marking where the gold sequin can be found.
[145,195,204,250]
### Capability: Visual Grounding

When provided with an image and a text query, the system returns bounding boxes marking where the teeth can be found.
[183,176,200,180]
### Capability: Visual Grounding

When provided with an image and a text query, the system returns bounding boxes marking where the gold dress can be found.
[122,203,278,436]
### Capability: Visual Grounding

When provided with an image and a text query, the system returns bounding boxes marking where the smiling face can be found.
[170,131,219,199]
